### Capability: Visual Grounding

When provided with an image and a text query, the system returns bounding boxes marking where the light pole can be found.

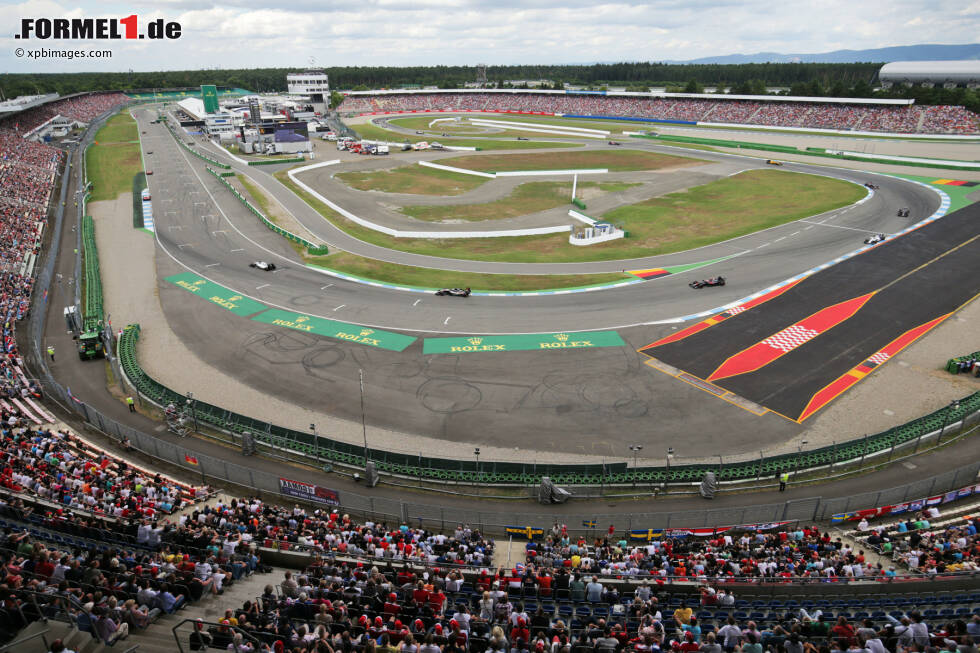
[474,448,481,495]
[310,423,319,464]
[795,439,808,478]
[629,445,643,488]
[185,391,198,433]
[359,369,369,468]
[938,399,961,445]
[665,447,674,489]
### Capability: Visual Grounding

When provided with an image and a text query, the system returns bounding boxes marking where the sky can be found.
[1,0,979,73]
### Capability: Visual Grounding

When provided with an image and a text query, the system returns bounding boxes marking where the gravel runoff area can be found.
[92,175,980,465]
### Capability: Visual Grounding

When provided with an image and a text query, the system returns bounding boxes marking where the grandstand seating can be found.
[337,93,979,135]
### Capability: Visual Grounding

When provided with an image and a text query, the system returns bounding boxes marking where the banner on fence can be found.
[830,483,980,524]
[279,477,340,507]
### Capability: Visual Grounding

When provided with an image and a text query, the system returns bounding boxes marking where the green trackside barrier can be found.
[204,166,327,256]
[81,215,104,329]
[116,316,980,486]
[571,198,587,210]
[164,122,231,169]
[246,157,306,166]
[219,172,235,177]
[131,172,147,228]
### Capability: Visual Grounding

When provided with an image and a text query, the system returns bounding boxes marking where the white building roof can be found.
[879,60,980,84]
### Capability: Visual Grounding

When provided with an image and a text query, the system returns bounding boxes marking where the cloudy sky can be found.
[2,0,978,73]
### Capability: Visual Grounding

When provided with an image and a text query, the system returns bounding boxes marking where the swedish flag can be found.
[628,528,664,541]
[505,526,544,540]
[829,512,856,525]
[582,520,597,528]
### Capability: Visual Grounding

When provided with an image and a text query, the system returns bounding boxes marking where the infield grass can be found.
[351,123,578,150]
[444,149,704,172]
[88,112,143,202]
[400,181,639,222]
[306,252,630,291]
[95,112,139,144]
[336,165,487,195]
[277,167,866,263]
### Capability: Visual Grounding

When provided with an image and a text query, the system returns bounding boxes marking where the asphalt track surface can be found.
[135,107,941,334]
[644,200,980,422]
[121,106,962,456]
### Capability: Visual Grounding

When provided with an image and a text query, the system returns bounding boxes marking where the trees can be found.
[684,79,704,94]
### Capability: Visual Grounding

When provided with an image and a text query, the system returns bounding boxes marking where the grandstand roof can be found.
[342,87,913,105]
[880,60,980,85]
[0,94,59,117]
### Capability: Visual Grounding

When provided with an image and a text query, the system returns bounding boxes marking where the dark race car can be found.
[897,207,910,217]
[864,233,887,245]
[608,141,621,146]
[689,276,725,289]
[435,287,471,297]
[249,261,277,271]
[864,183,880,190]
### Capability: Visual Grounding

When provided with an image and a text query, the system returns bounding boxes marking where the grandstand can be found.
[336,91,979,135]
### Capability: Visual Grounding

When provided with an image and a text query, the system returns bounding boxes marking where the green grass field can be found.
[444,149,703,173]
[308,252,629,291]
[278,167,866,263]
[94,112,138,144]
[600,169,866,254]
[350,123,578,150]
[400,181,636,222]
[335,165,487,195]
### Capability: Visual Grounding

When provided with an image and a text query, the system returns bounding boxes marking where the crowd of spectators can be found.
[337,93,979,135]
[517,524,904,582]
[192,558,980,653]
[857,509,980,575]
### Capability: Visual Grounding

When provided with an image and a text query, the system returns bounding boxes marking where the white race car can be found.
[863,233,887,245]
[249,261,277,271]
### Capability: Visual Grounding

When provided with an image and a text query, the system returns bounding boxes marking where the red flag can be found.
[184,454,198,465]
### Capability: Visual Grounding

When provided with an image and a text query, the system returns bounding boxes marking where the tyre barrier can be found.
[117,322,979,487]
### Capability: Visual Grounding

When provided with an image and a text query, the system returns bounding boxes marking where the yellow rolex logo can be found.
[229,296,242,301]
[296,316,309,323]
[555,333,569,342]
[360,328,374,337]
[468,337,483,345]
[193,280,205,286]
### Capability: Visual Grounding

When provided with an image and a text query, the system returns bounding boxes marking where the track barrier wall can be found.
[113,320,980,489]
[204,166,328,256]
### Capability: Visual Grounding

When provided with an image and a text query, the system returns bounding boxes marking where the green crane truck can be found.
[64,306,105,360]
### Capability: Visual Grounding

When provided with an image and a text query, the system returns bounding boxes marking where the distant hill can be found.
[667,43,980,65]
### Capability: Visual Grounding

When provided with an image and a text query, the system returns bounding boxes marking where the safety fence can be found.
[203,166,328,255]
[247,157,305,166]
[114,319,980,488]
[80,215,103,327]
[131,172,147,228]
[163,120,231,169]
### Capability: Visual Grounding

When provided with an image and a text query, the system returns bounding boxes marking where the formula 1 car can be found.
[864,233,887,245]
[897,207,910,217]
[249,261,277,271]
[689,276,725,289]
[516,137,529,141]
[608,141,621,146]
[766,159,783,166]
[864,183,880,190]
[435,287,471,297]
